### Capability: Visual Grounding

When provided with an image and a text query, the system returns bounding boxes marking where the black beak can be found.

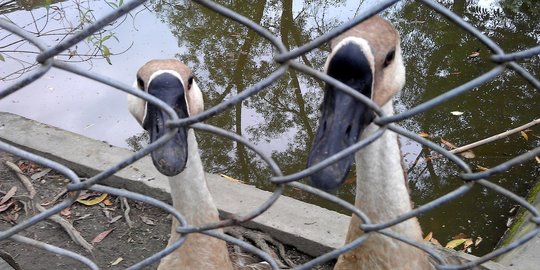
[144,73,189,176]
[307,42,374,191]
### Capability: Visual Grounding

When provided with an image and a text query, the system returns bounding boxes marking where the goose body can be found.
[128,60,234,270]
[307,16,432,270]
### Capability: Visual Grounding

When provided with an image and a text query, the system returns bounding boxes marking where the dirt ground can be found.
[0,151,334,269]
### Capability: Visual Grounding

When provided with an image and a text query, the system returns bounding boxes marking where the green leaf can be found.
[0,53,4,61]
[102,45,112,65]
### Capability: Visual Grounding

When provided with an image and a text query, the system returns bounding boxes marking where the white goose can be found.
[306,16,432,270]
[127,60,234,270]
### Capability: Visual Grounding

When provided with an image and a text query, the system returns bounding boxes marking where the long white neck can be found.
[158,129,233,270]
[334,101,432,270]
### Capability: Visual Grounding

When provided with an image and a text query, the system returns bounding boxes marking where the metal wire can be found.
[1,0,539,269]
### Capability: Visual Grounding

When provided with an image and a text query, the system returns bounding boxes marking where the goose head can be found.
[128,59,203,176]
[307,16,405,191]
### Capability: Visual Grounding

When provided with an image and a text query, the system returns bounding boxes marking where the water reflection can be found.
[1,0,538,256]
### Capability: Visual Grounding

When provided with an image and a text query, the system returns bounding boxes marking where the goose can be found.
[127,59,234,270]
[306,16,432,270]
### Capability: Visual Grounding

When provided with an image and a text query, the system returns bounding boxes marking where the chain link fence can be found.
[1,0,539,269]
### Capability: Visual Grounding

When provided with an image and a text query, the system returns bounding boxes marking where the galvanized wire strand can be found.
[35,0,147,63]
[274,0,402,62]
[168,65,290,127]
[1,0,539,269]
[462,146,540,181]
[492,46,540,63]
[10,235,98,270]
[0,19,52,99]
[377,66,506,125]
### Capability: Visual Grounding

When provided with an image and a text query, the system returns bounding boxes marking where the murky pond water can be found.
[1,0,538,256]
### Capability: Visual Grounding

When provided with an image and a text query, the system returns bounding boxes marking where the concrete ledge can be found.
[0,112,348,256]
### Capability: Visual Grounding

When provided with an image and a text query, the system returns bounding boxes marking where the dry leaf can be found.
[475,237,483,246]
[424,232,433,241]
[520,131,528,141]
[476,165,489,171]
[452,233,468,240]
[60,207,71,218]
[103,198,113,206]
[92,228,115,244]
[430,237,441,246]
[460,150,476,159]
[450,111,464,116]
[111,257,123,266]
[441,138,457,149]
[0,186,17,205]
[463,239,474,250]
[31,168,52,180]
[418,132,430,137]
[445,238,469,249]
[0,201,14,212]
[140,216,155,226]
[506,217,514,227]
[77,193,108,206]
[219,174,244,183]
[109,215,122,224]
[536,156,540,164]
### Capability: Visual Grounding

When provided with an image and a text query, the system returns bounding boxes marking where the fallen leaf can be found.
[140,216,155,226]
[463,239,474,250]
[0,201,14,212]
[441,138,457,149]
[430,237,441,246]
[445,238,469,249]
[520,131,528,141]
[506,217,514,227]
[109,215,122,224]
[111,257,123,266]
[219,174,244,183]
[475,237,483,246]
[450,111,464,116]
[77,193,108,206]
[0,186,17,205]
[418,132,430,137]
[452,233,468,240]
[74,214,92,222]
[460,150,476,159]
[4,212,19,223]
[424,232,433,241]
[31,168,52,180]
[476,165,489,171]
[92,228,115,244]
[536,156,540,164]
[103,198,113,206]
[60,207,71,218]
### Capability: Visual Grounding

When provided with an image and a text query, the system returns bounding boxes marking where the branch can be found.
[6,161,94,253]
[451,118,540,154]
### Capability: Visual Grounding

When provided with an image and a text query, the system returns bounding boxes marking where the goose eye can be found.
[136,76,144,90]
[383,50,395,68]
[187,75,193,90]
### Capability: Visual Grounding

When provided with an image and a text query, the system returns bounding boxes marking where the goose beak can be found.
[307,43,374,191]
[145,73,189,176]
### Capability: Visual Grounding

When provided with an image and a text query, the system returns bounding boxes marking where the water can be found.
[1,0,538,256]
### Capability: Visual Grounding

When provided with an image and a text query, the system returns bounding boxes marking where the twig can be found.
[5,161,94,253]
[5,161,36,198]
[40,188,68,206]
[451,118,540,154]
[120,197,134,228]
